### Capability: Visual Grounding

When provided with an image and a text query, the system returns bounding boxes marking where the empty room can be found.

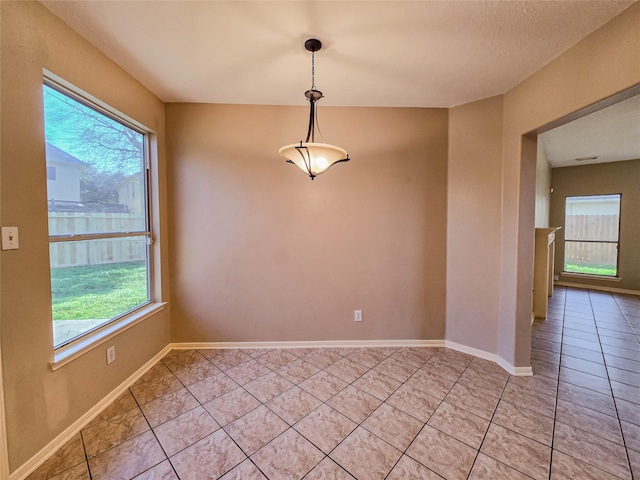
[1,1,639,479]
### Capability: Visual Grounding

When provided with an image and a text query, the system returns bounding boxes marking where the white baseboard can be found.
[444,340,497,363]
[556,281,640,296]
[176,339,532,376]
[444,340,532,376]
[11,345,172,480]
[169,339,447,351]
[496,357,533,376]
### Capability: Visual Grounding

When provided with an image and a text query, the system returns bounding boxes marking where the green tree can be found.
[80,167,126,205]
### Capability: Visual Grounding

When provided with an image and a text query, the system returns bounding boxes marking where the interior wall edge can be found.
[498,2,640,369]
[445,95,504,357]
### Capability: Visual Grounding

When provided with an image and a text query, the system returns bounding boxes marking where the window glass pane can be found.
[44,80,152,349]
[564,194,620,277]
[50,237,150,347]
[564,194,620,241]
[43,85,146,235]
[564,241,618,276]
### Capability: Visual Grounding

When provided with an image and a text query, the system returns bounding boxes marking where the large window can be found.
[43,80,152,348]
[564,194,621,277]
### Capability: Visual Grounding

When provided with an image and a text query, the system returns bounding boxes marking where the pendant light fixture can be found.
[279,39,350,180]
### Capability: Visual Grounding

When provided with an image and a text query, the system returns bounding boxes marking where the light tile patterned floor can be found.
[27,287,640,479]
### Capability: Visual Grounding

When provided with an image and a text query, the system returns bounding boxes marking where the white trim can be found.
[556,281,640,296]
[43,70,152,134]
[169,339,446,351]
[173,339,532,376]
[560,272,621,282]
[50,303,166,371]
[12,345,172,480]
[496,357,533,376]
[444,340,532,376]
[444,340,497,363]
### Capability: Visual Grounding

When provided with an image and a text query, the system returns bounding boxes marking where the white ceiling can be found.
[540,93,640,168]
[41,1,634,108]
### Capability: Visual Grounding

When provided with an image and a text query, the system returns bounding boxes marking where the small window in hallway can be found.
[563,194,621,277]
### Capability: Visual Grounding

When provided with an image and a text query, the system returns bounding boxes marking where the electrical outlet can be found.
[1,226,19,250]
[354,310,362,322]
[106,345,116,364]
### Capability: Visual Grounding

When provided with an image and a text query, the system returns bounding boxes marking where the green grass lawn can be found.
[564,263,617,277]
[51,261,148,321]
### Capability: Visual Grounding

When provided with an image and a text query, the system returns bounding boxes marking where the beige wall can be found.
[535,144,551,228]
[0,2,170,471]
[498,3,640,366]
[550,160,640,291]
[446,96,503,354]
[166,104,448,344]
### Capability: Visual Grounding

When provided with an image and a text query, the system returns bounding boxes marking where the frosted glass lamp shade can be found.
[279,142,349,179]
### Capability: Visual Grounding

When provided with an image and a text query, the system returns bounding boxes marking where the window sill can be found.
[50,302,166,371]
[560,272,621,282]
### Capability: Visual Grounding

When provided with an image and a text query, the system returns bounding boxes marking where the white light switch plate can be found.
[106,346,116,364]
[1,227,19,250]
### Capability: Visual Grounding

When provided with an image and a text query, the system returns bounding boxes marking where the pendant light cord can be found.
[310,49,327,143]
[311,50,316,90]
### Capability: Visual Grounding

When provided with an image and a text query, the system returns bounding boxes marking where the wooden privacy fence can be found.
[49,212,146,268]
[564,214,618,266]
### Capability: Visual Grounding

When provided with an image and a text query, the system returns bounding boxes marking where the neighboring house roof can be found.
[45,142,87,167]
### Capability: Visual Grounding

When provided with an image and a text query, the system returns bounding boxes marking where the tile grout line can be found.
[591,290,635,480]
[540,288,630,478]
[279,348,422,479]
[174,345,488,477]
[39,320,637,480]
[461,360,511,480]
[210,350,334,478]
[220,348,396,479]
[380,352,460,479]
[547,288,568,480]
[209,347,538,479]
[136,351,264,478]
[554,290,633,479]
[131,358,184,480]
[304,349,421,478]
[214,351,316,479]
[79,428,92,480]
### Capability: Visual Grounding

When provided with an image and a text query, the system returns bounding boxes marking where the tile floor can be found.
[27,287,640,479]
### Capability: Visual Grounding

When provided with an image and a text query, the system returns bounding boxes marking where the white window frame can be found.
[563,193,621,278]
[44,73,164,370]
